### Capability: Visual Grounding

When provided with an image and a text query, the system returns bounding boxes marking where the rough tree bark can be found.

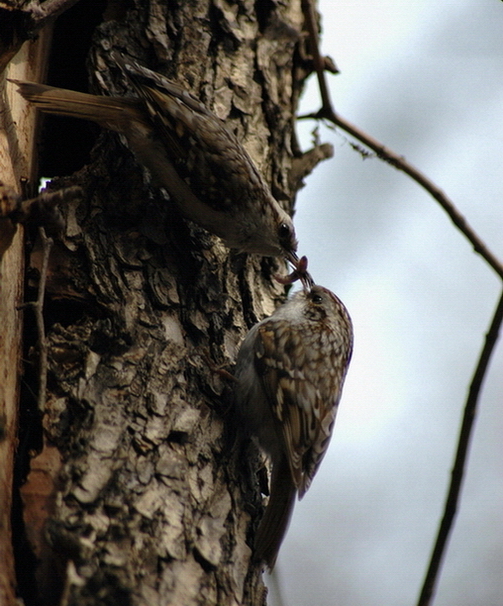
[1,28,53,606]
[3,1,332,605]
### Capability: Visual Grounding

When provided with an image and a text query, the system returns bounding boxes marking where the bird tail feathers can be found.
[9,80,140,129]
[253,456,296,570]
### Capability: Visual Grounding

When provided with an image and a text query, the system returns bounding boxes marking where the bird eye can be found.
[278,222,292,242]
[311,293,323,304]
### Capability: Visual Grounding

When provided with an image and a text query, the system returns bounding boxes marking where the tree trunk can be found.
[1,28,53,606]
[5,1,328,604]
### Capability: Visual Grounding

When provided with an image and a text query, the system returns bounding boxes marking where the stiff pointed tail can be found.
[8,80,141,129]
[253,456,297,570]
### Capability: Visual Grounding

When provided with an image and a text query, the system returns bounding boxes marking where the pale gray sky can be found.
[269,2,503,605]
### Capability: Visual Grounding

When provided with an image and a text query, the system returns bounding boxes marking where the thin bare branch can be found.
[35,227,52,410]
[417,289,503,606]
[299,3,503,605]
[300,1,503,282]
[325,112,503,280]
[20,226,53,411]
[19,185,81,219]
[301,0,333,110]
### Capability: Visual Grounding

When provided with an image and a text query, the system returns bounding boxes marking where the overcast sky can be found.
[268,2,503,605]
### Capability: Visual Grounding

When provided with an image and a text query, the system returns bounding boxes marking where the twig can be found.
[300,1,503,282]
[416,289,503,606]
[18,185,81,229]
[326,113,503,280]
[301,0,333,110]
[299,2,503,605]
[21,227,53,411]
[1,184,80,232]
[36,227,52,410]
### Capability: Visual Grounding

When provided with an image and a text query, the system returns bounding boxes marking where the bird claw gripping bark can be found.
[10,54,298,261]
[234,283,353,568]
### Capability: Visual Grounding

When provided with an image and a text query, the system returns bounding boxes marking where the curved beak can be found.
[286,249,299,268]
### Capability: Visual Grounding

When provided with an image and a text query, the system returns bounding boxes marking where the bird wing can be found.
[113,54,268,216]
[254,319,339,497]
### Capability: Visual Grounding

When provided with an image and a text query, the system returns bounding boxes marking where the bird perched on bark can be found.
[10,54,298,263]
[234,282,353,568]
